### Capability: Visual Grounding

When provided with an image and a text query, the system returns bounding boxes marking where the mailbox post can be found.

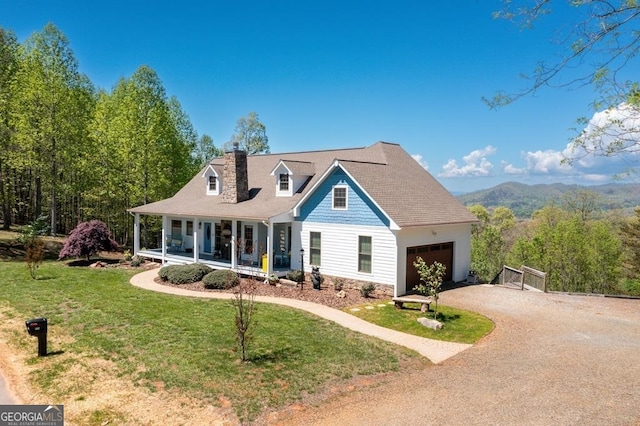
[25,317,48,356]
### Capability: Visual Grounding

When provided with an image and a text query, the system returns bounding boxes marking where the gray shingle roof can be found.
[129,142,478,227]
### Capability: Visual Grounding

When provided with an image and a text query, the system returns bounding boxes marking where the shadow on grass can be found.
[25,350,66,363]
[67,258,120,267]
[432,313,461,323]
[33,276,56,281]
[249,346,302,364]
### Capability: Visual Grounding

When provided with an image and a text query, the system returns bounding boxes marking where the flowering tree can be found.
[59,220,119,261]
[413,258,446,320]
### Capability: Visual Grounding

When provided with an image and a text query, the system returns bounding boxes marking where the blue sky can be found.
[2,1,637,193]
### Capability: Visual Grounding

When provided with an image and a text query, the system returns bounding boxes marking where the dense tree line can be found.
[0,24,224,246]
[470,194,640,296]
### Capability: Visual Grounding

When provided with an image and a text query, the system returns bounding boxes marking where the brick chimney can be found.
[221,143,249,203]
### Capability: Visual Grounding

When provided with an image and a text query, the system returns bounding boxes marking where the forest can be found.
[0,23,222,245]
[469,191,640,296]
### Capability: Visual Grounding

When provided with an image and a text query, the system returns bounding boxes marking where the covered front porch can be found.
[136,248,292,278]
[132,213,300,278]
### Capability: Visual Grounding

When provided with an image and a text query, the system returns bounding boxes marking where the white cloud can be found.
[523,150,573,174]
[412,154,428,170]
[570,103,640,162]
[503,162,526,175]
[438,146,496,178]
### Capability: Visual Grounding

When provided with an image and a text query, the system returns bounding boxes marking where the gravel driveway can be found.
[276,285,640,425]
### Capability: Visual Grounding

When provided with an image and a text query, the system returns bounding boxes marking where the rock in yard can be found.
[336,290,346,298]
[417,317,443,330]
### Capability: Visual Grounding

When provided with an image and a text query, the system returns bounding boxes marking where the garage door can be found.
[406,242,453,290]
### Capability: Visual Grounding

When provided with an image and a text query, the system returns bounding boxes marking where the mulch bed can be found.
[156,276,386,310]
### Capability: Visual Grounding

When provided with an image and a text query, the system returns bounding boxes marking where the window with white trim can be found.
[358,236,372,273]
[310,232,321,266]
[279,173,289,191]
[206,173,219,195]
[332,186,347,210]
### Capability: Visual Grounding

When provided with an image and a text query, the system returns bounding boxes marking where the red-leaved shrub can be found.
[59,220,119,261]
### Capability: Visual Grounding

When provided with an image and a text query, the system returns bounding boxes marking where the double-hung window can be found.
[208,175,216,191]
[279,174,289,191]
[310,232,321,266]
[358,236,372,273]
[332,186,347,209]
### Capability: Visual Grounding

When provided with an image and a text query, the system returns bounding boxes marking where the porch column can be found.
[162,215,168,263]
[133,213,140,254]
[231,220,237,269]
[193,217,199,263]
[161,227,166,264]
[266,222,273,276]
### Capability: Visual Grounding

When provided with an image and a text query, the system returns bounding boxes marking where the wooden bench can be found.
[392,296,434,313]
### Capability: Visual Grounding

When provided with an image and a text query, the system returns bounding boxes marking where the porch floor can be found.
[137,249,291,278]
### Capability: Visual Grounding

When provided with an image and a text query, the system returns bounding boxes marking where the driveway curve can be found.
[277,285,640,425]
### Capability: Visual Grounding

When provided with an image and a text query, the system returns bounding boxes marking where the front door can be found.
[204,222,212,253]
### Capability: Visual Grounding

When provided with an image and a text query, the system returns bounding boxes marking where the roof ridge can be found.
[248,146,368,157]
[337,159,387,166]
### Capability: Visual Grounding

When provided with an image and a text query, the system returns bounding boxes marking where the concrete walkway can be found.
[130,269,471,364]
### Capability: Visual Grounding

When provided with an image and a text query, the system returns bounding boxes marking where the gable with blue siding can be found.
[297,168,390,226]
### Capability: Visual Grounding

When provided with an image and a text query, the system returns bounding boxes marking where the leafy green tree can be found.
[468,204,516,282]
[193,134,223,168]
[488,1,640,160]
[0,28,19,229]
[620,207,640,281]
[10,23,95,235]
[507,205,622,293]
[225,111,269,154]
[412,258,446,320]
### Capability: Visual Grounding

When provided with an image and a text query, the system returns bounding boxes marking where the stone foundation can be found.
[304,273,394,297]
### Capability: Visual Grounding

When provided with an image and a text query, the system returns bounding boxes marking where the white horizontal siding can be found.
[396,224,472,294]
[300,222,397,287]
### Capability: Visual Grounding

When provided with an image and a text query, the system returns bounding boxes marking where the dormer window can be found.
[279,174,289,191]
[203,166,220,196]
[332,186,348,210]
[271,160,314,197]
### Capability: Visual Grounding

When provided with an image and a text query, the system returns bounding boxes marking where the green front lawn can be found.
[345,301,494,344]
[0,261,424,423]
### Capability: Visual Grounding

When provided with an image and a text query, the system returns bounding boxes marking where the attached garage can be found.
[406,242,453,289]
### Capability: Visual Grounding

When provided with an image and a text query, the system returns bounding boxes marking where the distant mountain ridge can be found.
[456,182,640,218]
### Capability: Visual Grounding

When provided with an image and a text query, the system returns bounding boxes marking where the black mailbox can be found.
[25,318,48,336]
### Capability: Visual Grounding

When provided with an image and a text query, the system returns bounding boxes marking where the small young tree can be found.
[413,258,446,320]
[231,277,258,362]
[19,218,48,279]
[58,220,119,261]
[24,238,45,279]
